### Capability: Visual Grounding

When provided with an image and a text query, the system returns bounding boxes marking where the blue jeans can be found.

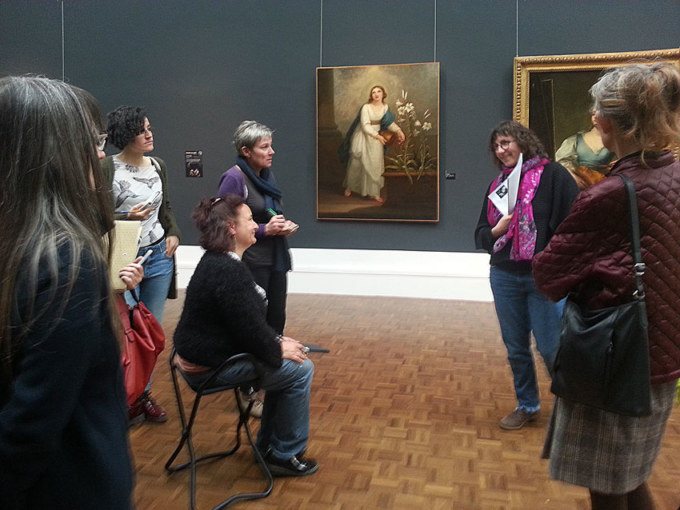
[125,239,173,324]
[186,358,314,460]
[490,267,564,412]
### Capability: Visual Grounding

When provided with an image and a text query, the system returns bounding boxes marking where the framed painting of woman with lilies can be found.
[316,62,440,222]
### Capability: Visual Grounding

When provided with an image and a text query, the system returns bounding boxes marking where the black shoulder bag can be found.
[550,174,652,417]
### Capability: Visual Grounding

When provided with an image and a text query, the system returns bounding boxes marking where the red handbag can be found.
[116,290,165,406]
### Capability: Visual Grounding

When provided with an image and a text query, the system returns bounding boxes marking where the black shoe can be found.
[265,453,319,477]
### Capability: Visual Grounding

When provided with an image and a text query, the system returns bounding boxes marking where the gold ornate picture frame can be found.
[513,48,680,160]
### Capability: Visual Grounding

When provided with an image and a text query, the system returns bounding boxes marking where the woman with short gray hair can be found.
[218,120,297,332]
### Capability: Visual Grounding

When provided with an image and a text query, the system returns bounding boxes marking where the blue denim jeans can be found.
[490,267,564,412]
[185,358,314,460]
[125,238,173,324]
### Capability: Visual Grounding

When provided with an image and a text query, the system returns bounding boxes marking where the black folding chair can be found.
[165,348,273,509]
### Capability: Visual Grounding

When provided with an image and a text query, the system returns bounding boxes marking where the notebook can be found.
[109,220,142,291]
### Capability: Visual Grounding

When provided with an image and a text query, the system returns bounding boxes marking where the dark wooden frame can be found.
[316,62,440,222]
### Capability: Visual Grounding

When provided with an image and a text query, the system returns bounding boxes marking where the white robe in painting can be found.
[343,103,399,198]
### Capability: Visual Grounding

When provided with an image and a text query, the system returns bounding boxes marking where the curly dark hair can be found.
[488,120,548,169]
[192,194,245,253]
[106,106,147,149]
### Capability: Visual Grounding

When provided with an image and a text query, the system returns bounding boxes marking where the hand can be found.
[278,220,299,236]
[165,236,179,257]
[265,214,287,236]
[280,337,308,363]
[376,134,387,145]
[127,201,152,221]
[118,261,144,290]
[492,213,514,238]
[396,130,406,144]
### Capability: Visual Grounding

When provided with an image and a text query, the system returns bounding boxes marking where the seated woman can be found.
[173,194,318,477]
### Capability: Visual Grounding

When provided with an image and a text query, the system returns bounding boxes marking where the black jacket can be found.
[174,252,282,369]
[0,246,133,509]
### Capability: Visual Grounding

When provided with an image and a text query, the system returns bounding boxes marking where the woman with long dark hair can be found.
[0,76,133,509]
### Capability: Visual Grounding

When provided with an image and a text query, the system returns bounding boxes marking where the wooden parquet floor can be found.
[130,293,680,510]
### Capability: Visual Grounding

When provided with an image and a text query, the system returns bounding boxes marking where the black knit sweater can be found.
[173,251,282,369]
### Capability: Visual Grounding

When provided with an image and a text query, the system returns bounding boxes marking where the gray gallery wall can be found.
[2,0,679,251]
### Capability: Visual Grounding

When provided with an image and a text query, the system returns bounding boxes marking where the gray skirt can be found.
[542,379,677,494]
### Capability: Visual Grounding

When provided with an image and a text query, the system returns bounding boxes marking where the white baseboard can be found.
[175,246,493,302]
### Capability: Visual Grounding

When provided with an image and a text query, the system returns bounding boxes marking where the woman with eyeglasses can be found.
[102,106,181,425]
[0,76,134,509]
[474,121,579,431]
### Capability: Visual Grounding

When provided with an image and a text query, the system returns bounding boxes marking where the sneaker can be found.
[128,400,145,427]
[236,389,263,419]
[265,452,319,477]
[138,391,168,423]
[499,408,539,430]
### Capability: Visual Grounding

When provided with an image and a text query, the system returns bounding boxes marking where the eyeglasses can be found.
[493,139,514,152]
[96,134,108,151]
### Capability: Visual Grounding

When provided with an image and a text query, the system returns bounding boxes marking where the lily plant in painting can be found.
[385,89,437,183]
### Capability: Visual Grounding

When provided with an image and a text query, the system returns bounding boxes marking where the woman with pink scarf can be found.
[474,121,579,430]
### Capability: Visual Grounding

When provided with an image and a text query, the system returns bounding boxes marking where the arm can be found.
[101,157,129,221]
[212,259,283,368]
[546,163,580,237]
[152,157,181,244]
[359,105,376,137]
[217,167,247,199]
[217,169,268,238]
[533,179,621,301]
[117,260,144,291]
[554,134,578,172]
[387,121,406,144]
[474,185,498,253]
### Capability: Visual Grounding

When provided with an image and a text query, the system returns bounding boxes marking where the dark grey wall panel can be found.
[2,0,679,252]
[1,2,63,77]
[519,0,680,56]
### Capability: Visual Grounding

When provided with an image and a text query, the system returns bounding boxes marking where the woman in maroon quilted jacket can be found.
[533,62,680,510]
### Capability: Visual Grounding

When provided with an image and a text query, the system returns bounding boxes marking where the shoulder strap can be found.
[617,174,645,298]
[149,156,161,173]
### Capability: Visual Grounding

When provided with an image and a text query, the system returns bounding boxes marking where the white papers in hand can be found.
[488,153,523,216]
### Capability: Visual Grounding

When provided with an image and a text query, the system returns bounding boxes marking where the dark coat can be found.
[533,151,680,384]
[0,247,133,509]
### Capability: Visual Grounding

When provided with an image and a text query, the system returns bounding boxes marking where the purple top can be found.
[217,166,267,239]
